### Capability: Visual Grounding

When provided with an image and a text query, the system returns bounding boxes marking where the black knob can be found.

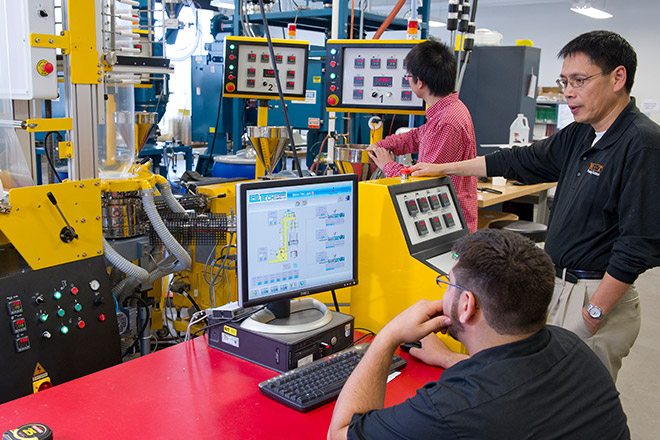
[94,295,104,306]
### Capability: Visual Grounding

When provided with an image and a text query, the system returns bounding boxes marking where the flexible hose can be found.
[156,179,186,213]
[103,237,150,282]
[142,189,192,272]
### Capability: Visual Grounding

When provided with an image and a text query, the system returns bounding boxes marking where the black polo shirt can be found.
[347,327,629,440]
[485,98,660,283]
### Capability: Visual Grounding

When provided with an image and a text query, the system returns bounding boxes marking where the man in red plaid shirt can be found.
[368,40,478,232]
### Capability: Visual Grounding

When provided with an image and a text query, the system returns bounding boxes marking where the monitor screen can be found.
[236,175,359,308]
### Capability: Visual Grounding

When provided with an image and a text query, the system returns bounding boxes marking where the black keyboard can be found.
[258,343,407,412]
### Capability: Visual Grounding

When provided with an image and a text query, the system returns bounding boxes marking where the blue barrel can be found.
[212,155,256,179]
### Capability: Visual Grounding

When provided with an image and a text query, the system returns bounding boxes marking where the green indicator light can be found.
[74,304,82,312]
[229,64,235,70]
[330,73,336,79]
[53,291,62,300]
[60,325,69,335]
[229,44,235,50]
[57,308,65,318]
[40,314,48,322]
[330,48,337,55]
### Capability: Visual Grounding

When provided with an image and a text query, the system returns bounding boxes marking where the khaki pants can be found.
[547,277,641,382]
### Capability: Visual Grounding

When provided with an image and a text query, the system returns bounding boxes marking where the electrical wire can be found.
[42,131,63,183]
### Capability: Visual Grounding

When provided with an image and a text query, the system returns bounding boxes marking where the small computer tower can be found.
[207,310,354,372]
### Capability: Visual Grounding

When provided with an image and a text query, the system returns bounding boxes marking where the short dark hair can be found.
[451,229,555,335]
[405,39,456,97]
[558,30,637,93]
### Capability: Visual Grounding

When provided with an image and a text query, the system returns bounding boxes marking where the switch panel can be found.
[325,40,425,114]
[223,37,309,100]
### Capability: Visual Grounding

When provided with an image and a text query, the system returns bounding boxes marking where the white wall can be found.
[472,0,660,123]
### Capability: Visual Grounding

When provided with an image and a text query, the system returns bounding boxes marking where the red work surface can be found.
[0,336,443,439]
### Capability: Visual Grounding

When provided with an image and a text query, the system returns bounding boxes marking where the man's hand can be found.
[410,333,469,369]
[409,162,448,177]
[379,299,451,347]
[367,146,395,170]
[582,307,602,336]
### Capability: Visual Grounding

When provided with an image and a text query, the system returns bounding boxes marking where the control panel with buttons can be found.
[324,40,425,114]
[222,36,309,100]
[0,255,121,404]
[389,177,466,249]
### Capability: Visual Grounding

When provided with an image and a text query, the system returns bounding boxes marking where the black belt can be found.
[555,266,605,284]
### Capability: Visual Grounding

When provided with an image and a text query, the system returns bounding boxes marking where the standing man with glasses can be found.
[366,39,478,232]
[327,229,629,440]
[407,30,660,381]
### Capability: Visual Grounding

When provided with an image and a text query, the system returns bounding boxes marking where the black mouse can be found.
[400,341,422,352]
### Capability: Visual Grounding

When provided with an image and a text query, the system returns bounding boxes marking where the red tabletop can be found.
[0,335,443,439]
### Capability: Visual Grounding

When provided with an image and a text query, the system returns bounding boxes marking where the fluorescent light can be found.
[210,0,235,9]
[570,4,613,19]
[429,20,446,28]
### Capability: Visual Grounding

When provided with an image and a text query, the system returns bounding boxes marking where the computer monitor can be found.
[236,175,358,332]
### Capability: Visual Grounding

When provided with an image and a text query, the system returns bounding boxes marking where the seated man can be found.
[327,229,629,439]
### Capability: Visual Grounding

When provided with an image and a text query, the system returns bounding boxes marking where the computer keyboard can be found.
[258,343,407,412]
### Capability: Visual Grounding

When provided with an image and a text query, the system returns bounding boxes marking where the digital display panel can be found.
[354,76,364,86]
[373,76,393,87]
[370,58,381,69]
[354,58,365,68]
[386,58,397,69]
[263,69,276,78]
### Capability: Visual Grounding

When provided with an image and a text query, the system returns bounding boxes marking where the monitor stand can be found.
[240,298,333,334]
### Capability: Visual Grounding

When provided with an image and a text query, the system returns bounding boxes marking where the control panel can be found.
[325,40,425,115]
[0,255,121,404]
[1,0,58,100]
[223,36,309,100]
[388,177,468,274]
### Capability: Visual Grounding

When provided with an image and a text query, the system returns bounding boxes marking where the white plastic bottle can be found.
[509,113,530,145]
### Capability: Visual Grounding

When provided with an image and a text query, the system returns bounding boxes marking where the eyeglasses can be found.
[436,276,467,292]
[555,72,604,92]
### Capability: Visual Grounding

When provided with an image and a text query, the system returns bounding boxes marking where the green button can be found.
[74,303,82,312]
[40,313,49,322]
[330,73,336,79]
[53,291,62,300]
[330,48,337,55]
[57,308,65,317]
[228,64,235,70]
[60,325,69,335]
[229,44,235,50]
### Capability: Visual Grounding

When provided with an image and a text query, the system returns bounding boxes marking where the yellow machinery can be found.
[349,177,466,353]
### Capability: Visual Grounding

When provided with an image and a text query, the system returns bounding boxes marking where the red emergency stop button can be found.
[327,94,338,106]
[226,82,236,92]
[37,59,54,76]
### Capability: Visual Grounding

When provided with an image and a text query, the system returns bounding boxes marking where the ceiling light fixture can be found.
[210,0,236,10]
[570,2,613,19]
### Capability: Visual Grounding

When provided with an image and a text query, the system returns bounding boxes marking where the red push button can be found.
[228,74,234,80]
[78,320,86,329]
[330,85,336,92]
[330,61,336,67]
[98,314,106,322]
[71,286,79,295]
[226,83,235,92]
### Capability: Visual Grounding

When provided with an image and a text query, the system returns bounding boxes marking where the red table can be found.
[0,336,443,439]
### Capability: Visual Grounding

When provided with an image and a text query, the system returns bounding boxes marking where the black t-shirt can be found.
[347,326,629,440]
[485,98,660,284]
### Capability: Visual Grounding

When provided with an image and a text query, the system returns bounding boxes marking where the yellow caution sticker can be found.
[223,325,237,337]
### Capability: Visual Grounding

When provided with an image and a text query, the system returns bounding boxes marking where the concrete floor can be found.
[617,267,660,438]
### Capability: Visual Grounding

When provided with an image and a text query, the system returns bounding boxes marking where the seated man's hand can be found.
[367,146,394,170]
[379,299,451,347]
[410,333,469,369]
[409,162,446,177]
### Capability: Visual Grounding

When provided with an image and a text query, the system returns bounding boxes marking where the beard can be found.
[447,294,465,340]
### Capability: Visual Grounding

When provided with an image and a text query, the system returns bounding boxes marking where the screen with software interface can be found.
[238,177,357,306]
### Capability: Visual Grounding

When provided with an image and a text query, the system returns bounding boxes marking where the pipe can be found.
[373,0,407,39]
[155,177,186,213]
[142,188,192,272]
[103,237,150,281]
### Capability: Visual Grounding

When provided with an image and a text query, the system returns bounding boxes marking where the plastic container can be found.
[509,113,530,145]
[212,151,256,179]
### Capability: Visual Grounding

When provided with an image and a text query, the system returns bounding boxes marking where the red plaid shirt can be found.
[376,93,478,232]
